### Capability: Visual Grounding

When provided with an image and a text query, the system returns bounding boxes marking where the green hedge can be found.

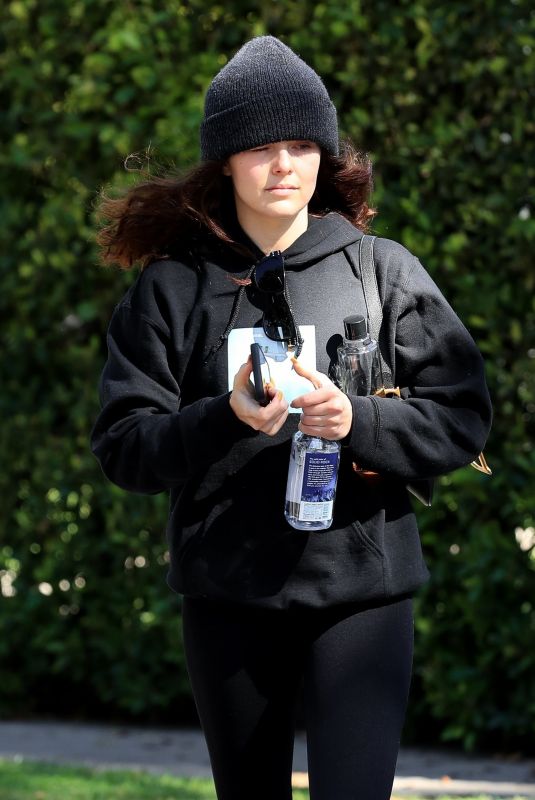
[1,0,534,750]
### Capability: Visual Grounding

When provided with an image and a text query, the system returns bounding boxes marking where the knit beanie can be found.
[200,36,339,161]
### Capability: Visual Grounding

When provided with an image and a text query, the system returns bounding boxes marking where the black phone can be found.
[250,343,271,406]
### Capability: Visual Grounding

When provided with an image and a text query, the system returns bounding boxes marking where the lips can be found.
[267,185,298,191]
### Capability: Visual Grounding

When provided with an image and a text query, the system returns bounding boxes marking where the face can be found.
[223,140,321,224]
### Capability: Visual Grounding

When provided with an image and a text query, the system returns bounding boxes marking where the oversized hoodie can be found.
[91,213,492,609]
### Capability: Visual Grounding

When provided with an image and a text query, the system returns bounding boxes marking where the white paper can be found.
[227,326,317,413]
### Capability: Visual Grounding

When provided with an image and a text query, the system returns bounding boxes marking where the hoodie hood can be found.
[228,212,365,269]
[196,211,364,273]
[282,213,364,267]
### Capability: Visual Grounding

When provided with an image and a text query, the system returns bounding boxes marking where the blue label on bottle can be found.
[303,451,337,496]
[295,451,339,522]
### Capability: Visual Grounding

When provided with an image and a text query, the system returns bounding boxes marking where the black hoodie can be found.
[91,213,492,609]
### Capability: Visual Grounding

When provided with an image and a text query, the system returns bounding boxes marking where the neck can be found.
[235,206,309,254]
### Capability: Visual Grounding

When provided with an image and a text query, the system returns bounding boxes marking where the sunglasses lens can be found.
[263,298,298,343]
[254,253,285,294]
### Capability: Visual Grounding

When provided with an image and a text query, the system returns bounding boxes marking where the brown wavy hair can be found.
[95,139,377,270]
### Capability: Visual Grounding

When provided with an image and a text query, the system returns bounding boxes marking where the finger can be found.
[239,392,288,431]
[300,414,329,428]
[298,420,338,439]
[256,393,289,430]
[262,387,287,414]
[290,356,324,389]
[299,419,329,435]
[258,389,288,420]
[265,384,280,401]
[291,389,334,409]
[263,407,290,435]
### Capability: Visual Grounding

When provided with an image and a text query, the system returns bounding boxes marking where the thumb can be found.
[291,356,324,390]
[233,355,254,390]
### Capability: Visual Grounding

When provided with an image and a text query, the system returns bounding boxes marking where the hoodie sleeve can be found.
[345,257,492,480]
[90,303,255,494]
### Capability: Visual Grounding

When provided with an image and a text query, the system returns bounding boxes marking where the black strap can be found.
[347,236,394,390]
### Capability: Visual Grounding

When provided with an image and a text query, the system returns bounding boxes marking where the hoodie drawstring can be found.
[203,264,256,364]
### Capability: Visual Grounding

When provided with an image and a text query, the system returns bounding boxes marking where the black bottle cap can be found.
[343,314,368,341]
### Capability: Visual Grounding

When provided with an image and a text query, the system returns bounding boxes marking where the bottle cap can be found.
[343,314,368,340]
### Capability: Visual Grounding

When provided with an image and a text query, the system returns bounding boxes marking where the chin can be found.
[261,201,308,218]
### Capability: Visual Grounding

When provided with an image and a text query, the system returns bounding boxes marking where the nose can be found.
[272,146,292,173]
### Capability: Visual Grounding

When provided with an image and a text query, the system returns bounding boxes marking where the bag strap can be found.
[351,235,394,390]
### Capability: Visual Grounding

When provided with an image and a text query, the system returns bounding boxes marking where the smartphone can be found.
[250,343,271,406]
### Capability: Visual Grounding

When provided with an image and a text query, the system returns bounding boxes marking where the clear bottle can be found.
[336,315,380,396]
[284,314,377,533]
[284,432,341,531]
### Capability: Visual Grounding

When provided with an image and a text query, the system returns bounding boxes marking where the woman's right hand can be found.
[229,356,289,436]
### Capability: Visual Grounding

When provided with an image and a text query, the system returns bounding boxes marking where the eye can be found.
[250,145,269,153]
[292,141,315,152]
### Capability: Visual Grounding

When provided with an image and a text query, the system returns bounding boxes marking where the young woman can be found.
[91,36,492,800]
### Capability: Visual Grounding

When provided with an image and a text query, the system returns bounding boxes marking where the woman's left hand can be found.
[290,358,353,441]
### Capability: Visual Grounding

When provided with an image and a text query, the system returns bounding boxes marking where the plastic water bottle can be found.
[336,315,380,396]
[284,315,379,533]
[284,433,341,531]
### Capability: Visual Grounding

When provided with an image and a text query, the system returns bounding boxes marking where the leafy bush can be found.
[1,0,534,749]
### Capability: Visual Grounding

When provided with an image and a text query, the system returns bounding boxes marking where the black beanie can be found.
[200,36,339,161]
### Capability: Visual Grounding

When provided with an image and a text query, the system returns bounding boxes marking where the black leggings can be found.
[182,594,414,800]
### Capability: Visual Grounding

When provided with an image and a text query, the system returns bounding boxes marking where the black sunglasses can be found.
[253,251,301,349]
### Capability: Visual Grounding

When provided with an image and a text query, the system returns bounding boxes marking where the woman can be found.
[91,36,492,800]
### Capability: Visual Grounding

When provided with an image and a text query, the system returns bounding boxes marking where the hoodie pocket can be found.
[350,519,384,560]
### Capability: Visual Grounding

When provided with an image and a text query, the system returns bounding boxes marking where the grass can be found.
[0,759,530,800]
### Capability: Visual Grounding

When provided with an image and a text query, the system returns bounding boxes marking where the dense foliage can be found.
[1,0,534,751]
